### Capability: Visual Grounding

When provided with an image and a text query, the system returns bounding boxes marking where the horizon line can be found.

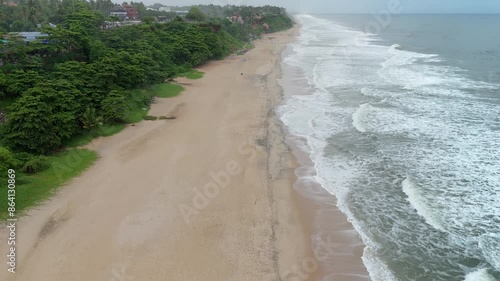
[290,12,500,15]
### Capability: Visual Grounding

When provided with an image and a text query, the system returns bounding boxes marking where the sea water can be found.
[278,14,500,281]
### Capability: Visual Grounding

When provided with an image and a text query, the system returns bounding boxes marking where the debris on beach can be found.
[160,115,177,120]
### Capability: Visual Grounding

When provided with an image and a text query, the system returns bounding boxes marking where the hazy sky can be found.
[136,0,500,14]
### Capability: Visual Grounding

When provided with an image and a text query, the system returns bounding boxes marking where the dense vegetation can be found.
[173,5,294,41]
[1,2,245,154]
[0,0,115,32]
[0,0,293,218]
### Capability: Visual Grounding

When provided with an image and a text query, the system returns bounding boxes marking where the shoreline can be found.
[262,26,318,281]
[0,27,313,281]
[276,26,371,280]
[0,24,371,281]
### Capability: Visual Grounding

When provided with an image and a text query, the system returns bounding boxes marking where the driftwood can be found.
[160,115,177,120]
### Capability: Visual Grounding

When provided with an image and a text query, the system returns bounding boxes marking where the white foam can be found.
[281,14,411,281]
[390,43,403,50]
[352,103,372,133]
[402,177,447,232]
[479,234,500,271]
[281,14,500,281]
[379,43,499,93]
[362,247,398,281]
[464,268,496,281]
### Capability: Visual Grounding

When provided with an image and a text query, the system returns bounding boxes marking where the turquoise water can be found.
[279,14,500,281]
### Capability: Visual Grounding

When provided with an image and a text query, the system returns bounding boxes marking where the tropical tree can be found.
[186,7,206,22]
[3,90,76,154]
[100,90,127,122]
[81,107,103,129]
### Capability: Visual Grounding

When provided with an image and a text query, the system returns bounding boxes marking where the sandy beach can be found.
[0,27,318,281]
[0,24,372,281]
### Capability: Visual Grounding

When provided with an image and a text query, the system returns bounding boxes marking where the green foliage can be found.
[13,152,36,164]
[153,84,184,98]
[122,89,153,123]
[177,69,204,79]
[0,146,18,171]
[3,85,81,154]
[22,156,49,174]
[81,107,103,129]
[64,124,125,147]
[100,90,127,122]
[261,13,294,33]
[244,43,255,50]
[3,70,43,98]
[186,7,207,22]
[0,2,293,156]
[143,16,154,25]
[0,149,98,220]
[0,1,294,219]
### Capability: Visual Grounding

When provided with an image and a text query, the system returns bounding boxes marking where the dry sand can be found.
[1,25,372,281]
[0,27,317,281]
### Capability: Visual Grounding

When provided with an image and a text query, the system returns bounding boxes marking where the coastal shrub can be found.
[21,156,49,174]
[13,152,36,164]
[122,89,153,123]
[2,89,80,154]
[81,107,103,129]
[0,146,15,164]
[0,147,19,172]
[101,90,128,122]
[186,7,207,22]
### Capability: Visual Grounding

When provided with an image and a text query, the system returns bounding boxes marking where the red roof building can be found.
[122,4,139,20]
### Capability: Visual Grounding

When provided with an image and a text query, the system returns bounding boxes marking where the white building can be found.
[159,7,171,12]
[110,6,127,21]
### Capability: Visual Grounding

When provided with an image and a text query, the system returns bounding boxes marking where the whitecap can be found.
[352,103,372,133]
[479,234,500,271]
[464,268,496,281]
[402,177,447,232]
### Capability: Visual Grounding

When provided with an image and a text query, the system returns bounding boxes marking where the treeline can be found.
[0,0,114,32]
[173,5,294,41]
[1,1,294,34]
[0,1,246,155]
[0,1,294,218]
[0,1,293,181]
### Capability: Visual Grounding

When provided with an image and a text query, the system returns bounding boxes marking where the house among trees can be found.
[109,3,138,21]
[110,5,127,21]
[122,3,139,20]
[228,15,244,24]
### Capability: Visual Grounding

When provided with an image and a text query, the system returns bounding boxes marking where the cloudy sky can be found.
[138,0,500,14]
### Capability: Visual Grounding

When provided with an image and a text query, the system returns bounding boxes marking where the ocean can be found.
[278,14,500,281]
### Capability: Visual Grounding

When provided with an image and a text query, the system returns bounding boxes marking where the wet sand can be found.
[277,36,371,280]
